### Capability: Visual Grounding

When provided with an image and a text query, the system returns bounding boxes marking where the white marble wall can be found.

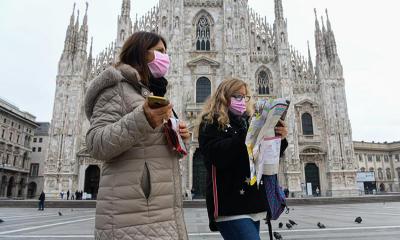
[44,0,368,198]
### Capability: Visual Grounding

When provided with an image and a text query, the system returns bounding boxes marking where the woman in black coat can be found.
[198,78,288,239]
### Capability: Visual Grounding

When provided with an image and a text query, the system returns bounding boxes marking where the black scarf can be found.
[148,76,168,97]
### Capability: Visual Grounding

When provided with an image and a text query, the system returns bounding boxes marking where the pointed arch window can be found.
[22,152,28,169]
[386,168,392,180]
[162,16,167,28]
[196,16,211,51]
[174,16,180,28]
[196,77,211,103]
[384,155,389,162]
[120,30,126,42]
[378,168,383,180]
[301,113,314,135]
[257,70,273,95]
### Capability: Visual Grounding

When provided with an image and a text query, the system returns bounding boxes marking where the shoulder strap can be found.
[264,176,274,240]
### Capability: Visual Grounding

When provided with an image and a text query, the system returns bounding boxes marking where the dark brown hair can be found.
[117,31,167,84]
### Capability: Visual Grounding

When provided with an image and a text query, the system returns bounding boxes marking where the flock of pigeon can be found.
[0,210,65,223]
[272,217,363,240]
[0,211,365,240]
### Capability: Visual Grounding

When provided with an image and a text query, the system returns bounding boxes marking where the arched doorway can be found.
[18,178,25,198]
[27,182,37,199]
[192,148,207,199]
[7,176,15,198]
[305,163,320,196]
[84,165,100,200]
[0,176,7,197]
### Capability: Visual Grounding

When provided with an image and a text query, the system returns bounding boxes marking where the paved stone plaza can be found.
[0,202,399,239]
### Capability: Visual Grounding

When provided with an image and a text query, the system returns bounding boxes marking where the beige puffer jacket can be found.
[84,64,188,240]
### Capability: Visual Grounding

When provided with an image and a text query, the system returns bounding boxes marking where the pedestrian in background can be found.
[284,187,290,198]
[38,191,45,211]
[67,190,70,200]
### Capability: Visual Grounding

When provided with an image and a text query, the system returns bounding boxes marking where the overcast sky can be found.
[0,0,399,142]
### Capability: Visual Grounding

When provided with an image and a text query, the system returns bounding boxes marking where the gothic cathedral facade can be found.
[44,0,358,198]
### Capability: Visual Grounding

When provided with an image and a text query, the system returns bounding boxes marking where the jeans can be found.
[216,218,261,240]
[38,201,44,210]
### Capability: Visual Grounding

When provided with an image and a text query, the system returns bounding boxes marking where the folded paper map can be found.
[245,98,290,186]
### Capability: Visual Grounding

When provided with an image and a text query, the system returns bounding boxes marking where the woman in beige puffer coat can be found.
[84,32,189,240]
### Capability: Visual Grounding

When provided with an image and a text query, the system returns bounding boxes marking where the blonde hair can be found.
[198,78,254,129]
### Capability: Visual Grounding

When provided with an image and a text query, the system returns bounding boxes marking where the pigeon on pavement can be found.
[288,219,297,225]
[278,222,283,229]
[0,219,4,223]
[286,223,292,229]
[317,222,326,229]
[273,232,283,240]
[355,217,362,224]
[58,211,62,216]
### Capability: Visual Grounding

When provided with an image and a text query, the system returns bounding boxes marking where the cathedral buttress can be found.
[44,3,90,198]
[315,9,357,196]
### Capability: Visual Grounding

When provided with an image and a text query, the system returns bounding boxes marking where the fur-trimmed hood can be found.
[84,64,146,119]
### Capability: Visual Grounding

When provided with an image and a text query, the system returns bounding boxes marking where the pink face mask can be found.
[229,98,247,115]
[148,50,170,78]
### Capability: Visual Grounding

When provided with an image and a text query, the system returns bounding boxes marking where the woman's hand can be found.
[143,100,172,129]
[179,121,190,143]
[275,120,288,140]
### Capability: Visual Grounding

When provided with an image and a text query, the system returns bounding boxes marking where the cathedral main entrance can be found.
[192,149,207,199]
[305,163,320,195]
[84,165,100,200]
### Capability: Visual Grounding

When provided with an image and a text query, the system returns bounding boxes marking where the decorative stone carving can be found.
[44,0,359,198]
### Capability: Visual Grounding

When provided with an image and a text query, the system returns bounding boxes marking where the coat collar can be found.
[228,111,249,128]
